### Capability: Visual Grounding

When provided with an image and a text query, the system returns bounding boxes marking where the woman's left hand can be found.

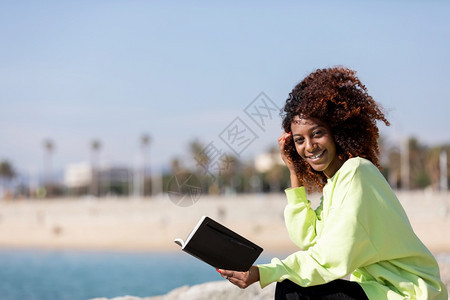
[217,265,260,289]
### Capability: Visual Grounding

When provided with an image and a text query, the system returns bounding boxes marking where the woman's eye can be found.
[294,138,304,144]
[312,130,323,137]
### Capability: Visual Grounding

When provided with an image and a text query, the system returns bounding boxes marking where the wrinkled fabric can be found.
[258,157,447,299]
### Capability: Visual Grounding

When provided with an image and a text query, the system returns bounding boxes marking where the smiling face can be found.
[291,116,344,178]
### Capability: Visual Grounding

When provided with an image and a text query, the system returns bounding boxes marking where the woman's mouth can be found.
[306,150,325,161]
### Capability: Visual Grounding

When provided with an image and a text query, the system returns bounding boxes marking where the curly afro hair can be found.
[281,66,389,192]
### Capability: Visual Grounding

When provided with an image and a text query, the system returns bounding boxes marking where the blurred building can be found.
[254,152,284,173]
[64,162,92,189]
[64,162,131,196]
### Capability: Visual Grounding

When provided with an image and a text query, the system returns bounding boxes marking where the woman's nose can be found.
[305,139,317,153]
[305,139,312,151]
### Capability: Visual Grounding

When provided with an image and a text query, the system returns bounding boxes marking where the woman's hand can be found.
[278,132,301,188]
[217,266,260,289]
[278,132,294,172]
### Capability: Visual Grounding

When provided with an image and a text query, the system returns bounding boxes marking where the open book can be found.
[174,216,263,271]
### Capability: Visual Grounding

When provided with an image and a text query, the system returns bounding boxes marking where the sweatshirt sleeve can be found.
[258,161,379,288]
[283,187,321,250]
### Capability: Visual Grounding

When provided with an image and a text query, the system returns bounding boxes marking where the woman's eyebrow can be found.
[311,125,325,130]
[292,125,324,136]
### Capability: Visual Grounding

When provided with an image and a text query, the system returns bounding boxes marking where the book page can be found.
[174,216,207,249]
[174,238,184,247]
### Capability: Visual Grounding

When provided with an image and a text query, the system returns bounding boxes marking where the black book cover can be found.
[174,216,263,271]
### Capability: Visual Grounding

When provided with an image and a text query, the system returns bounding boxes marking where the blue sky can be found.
[1,1,449,177]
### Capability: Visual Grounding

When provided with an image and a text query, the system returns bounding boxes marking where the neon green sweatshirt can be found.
[258,157,447,299]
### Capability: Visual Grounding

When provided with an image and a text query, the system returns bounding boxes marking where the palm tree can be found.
[0,160,15,179]
[408,138,430,189]
[90,139,102,197]
[440,148,449,191]
[190,139,209,170]
[387,146,401,189]
[425,146,442,190]
[140,133,151,196]
[43,139,54,186]
[0,160,16,199]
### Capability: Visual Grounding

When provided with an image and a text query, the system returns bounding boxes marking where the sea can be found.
[3,249,447,300]
[0,249,272,300]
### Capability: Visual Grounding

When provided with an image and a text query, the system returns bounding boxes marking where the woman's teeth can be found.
[308,151,324,159]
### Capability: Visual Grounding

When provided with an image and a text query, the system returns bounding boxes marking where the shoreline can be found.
[0,191,449,253]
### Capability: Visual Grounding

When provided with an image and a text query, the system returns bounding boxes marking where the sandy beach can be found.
[1,191,449,294]
[0,191,449,253]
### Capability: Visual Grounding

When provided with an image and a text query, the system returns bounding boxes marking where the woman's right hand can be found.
[278,132,295,172]
[278,132,301,188]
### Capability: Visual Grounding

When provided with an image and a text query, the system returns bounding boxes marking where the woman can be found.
[218,67,447,299]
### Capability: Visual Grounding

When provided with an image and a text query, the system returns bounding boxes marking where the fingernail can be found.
[216,269,222,273]
[282,137,285,141]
